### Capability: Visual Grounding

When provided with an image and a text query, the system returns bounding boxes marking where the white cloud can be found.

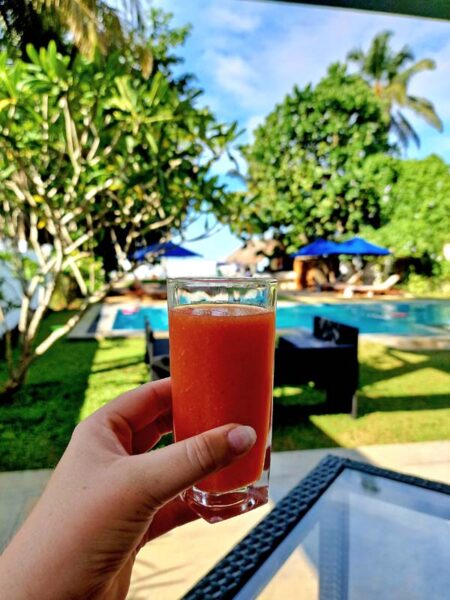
[204,50,260,106]
[191,0,450,161]
[207,4,261,33]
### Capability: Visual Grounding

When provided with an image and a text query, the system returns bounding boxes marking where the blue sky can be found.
[156,0,450,259]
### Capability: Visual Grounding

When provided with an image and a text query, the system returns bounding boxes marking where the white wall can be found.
[164,258,219,278]
[0,242,41,337]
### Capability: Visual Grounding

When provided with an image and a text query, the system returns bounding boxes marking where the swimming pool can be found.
[112,300,450,336]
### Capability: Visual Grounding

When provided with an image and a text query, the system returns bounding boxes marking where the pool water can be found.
[112,301,450,336]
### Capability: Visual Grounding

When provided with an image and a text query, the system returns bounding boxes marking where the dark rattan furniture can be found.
[144,319,170,380]
[274,317,359,415]
[184,455,450,599]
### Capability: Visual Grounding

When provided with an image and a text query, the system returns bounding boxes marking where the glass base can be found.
[182,478,269,524]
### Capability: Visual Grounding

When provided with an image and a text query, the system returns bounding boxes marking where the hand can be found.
[0,378,256,599]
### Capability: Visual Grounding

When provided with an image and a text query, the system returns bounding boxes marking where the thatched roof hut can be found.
[226,239,281,266]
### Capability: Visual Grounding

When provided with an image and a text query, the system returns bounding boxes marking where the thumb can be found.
[133,424,257,508]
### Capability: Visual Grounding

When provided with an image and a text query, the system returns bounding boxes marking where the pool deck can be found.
[1,441,449,598]
[68,296,450,349]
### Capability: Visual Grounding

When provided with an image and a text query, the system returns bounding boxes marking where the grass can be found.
[273,342,450,450]
[0,311,147,470]
[1,310,449,470]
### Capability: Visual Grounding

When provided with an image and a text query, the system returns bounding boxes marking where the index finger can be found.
[97,378,172,431]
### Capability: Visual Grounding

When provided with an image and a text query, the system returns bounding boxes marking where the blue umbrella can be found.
[338,237,390,256]
[131,242,202,261]
[292,238,342,257]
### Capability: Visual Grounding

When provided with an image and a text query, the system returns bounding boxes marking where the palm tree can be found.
[0,0,148,65]
[347,31,442,148]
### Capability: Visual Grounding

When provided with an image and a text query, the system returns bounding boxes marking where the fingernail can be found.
[227,426,257,455]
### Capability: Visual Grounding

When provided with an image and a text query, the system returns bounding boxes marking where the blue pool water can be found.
[112,301,450,336]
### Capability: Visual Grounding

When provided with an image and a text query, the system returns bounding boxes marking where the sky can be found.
[155,0,450,260]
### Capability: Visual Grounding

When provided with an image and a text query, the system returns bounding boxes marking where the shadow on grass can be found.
[357,345,450,415]
[357,393,450,416]
[0,311,99,471]
[91,358,144,374]
[273,386,340,451]
[360,346,450,386]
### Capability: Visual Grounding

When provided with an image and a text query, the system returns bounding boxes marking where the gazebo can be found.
[226,239,281,274]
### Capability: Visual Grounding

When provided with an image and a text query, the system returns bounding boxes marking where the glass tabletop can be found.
[236,468,450,600]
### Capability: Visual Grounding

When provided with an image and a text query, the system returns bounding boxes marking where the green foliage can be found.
[363,155,450,267]
[231,64,393,248]
[404,274,438,295]
[0,35,234,245]
[0,15,236,395]
[0,16,235,282]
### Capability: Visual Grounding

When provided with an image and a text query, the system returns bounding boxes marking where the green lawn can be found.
[1,310,449,470]
[273,341,450,450]
[0,311,148,471]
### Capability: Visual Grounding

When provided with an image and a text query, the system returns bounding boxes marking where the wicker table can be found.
[184,456,450,600]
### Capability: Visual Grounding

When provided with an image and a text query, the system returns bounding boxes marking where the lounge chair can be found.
[144,320,170,380]
[274,317,359,416]
[337,274,400,297]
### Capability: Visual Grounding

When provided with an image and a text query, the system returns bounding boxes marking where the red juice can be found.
[169,303,275,493]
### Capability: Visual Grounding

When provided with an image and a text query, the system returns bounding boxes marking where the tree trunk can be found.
[0,345,34,401]
[0,287,110,402]
[0,366,29,402]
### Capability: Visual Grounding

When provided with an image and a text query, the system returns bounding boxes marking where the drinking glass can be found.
[167,277,277,523]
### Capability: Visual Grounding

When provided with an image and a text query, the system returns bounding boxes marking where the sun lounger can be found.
[334,274,400,297]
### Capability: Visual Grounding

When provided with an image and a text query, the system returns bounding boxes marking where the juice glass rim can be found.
[167,277,277,286]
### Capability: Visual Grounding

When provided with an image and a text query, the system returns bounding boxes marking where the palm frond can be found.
[391,110,420,149]
[384,80,408,105]
[394,58,436,87]
[0,0,56,55]
[367,31,393,81]
[115,0,144,33]
[389,116,409,151]
[347,48,364,64]
[32,0,142,56]
[388,44,414,79]
[405,95,443,131]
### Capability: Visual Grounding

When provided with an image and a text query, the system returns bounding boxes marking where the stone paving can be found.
[1,441,449,598]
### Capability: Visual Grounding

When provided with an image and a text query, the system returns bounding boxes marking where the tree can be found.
[0,31,235,397]
[0,0,156,78]
[0,0,142,58]
[347,31,442,148]
[0,0,58,57]
[362,155,450,267]
[230,64,394,250]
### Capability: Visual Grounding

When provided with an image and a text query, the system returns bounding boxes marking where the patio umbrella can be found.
[131,242,202,261]
[338,237,391,256]
[291,238,342,257]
